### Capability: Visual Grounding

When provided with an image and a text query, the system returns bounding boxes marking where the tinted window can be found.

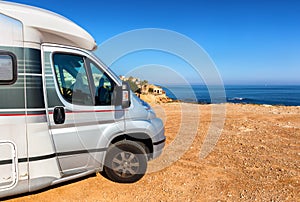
[0,52,17,84]
[87,60,115,106]
[53,53,93,106]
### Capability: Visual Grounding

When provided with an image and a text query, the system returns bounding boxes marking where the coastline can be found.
[161,84,300,107]
[141,92,300,107]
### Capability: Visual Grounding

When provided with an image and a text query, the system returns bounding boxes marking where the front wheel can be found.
[103,140,147,183]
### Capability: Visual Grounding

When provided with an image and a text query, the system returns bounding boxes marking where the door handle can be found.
[53,107,65,124]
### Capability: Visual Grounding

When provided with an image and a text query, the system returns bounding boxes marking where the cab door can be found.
[42,45,125,175]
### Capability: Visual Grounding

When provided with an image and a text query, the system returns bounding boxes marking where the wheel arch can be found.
[109,133,153,160]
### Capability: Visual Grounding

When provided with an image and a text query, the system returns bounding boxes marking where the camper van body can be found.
[0,2,165,198]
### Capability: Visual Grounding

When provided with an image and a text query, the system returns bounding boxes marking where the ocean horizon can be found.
[161,84,300,106]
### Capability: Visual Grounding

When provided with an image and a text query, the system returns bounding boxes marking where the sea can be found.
[161,85,300,106]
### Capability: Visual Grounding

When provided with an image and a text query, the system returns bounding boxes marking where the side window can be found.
[0,52,17,85]
[87,60,115,106]
[53,53,93,106]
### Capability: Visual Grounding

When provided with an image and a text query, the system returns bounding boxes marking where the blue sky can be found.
[4,0,300,85]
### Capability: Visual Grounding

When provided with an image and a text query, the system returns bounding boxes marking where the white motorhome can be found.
[0,2,165,198]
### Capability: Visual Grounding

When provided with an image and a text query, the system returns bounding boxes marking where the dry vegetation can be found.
[6,103,300,201]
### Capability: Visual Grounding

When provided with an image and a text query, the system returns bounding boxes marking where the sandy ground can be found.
[5,103,300,201]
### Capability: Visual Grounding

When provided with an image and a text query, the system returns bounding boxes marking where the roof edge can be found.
[0,1,97,51]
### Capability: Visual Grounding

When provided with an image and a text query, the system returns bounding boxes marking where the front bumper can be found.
[152,138,166,159]
[150,118,166,159]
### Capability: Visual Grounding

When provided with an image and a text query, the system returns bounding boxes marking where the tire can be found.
[103,140,147,183]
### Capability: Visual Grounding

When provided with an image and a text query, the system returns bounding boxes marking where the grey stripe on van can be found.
[44,52,53,75]
[0,87,25,109]
[0,76,45,109]
[0,148,107,165]
[24,48,42,74]
[50,119,118,129]
[0,46,41,74]
[26,75,45,108]
[0,46,46,108]
[0,110,46,115]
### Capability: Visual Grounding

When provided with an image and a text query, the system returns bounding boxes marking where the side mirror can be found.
[121,82,131,109]
[53,107,65,124]
[113,82,131,109]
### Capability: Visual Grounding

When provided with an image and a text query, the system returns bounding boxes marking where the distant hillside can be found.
[120,75,172,104]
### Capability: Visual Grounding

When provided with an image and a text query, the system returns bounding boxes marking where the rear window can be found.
[0,52,17,85]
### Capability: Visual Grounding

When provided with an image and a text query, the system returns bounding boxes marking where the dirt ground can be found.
[6,103,300,201]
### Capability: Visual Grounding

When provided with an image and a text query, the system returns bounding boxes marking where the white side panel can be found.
[0,14,23,47]
[0,141,18,191]
[0,117,28,183]
[27,118,61,181]
[27,121,57,157]
[0,13,28,197]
